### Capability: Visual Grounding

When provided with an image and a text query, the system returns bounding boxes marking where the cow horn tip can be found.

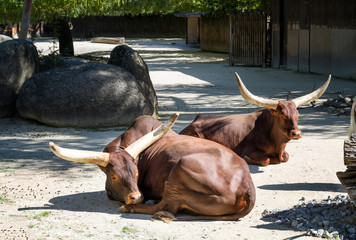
[171,113,179,120]
[49,142,58,152]
[234,72,241,79]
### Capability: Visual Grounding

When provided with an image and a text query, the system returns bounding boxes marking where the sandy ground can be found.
[1,38,356,240]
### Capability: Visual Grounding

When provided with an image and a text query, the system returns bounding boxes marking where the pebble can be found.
[262,195,356,240]
[317,229,324,237]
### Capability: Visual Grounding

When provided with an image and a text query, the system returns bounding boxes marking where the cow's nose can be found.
[127,192,143,204]
[291,130,302,139]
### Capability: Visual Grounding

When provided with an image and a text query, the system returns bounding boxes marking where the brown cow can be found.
[180,73,331,166]
[49,114,255,221]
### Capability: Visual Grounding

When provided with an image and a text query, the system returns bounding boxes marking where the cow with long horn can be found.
[49,113,255,221]
[49,113,179,205]
[180,73,331,166]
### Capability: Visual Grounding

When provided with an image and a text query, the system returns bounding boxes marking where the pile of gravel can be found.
[322,95,355,116]
[262,195,356,240]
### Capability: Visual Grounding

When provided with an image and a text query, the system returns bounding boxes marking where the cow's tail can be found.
[173,194,255,222]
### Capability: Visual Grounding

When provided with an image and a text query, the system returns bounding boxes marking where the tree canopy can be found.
[0,0,270,24]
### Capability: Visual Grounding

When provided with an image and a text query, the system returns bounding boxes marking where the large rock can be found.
[16,62,156,127]
[0,39,39,117]
[108,45,158,114]
[0,34,12,43]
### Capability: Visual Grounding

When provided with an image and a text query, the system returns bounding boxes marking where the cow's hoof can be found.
[282,152,289,162]
[118,205,131,213]
[150,210,176,223]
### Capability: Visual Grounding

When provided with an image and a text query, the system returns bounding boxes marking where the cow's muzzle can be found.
[125,191,143,205]
[289,130,302,140]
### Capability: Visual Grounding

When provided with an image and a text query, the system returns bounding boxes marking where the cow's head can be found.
[235,73,331,140]
[49,113,179,205]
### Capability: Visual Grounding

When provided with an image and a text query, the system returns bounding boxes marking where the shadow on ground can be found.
[259,183,345,192]
[18,191,119,214]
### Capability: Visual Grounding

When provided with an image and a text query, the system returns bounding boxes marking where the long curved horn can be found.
[235,72,279,109]
[291,74,331,107]
[49,142,110,167]
[125,113,179,159]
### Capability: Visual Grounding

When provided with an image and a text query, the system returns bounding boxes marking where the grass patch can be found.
[0,196,14,203]
[33,211,51,220]
[122,226,138,233]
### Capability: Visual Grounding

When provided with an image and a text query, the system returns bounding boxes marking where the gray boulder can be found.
[0,39,39,117]
[108,45,158,115]
[17,62,156,127]
[0,34,12,43]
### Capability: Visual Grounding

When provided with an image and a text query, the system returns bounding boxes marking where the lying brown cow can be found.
[180,73,331,166]
[49,114,255,221]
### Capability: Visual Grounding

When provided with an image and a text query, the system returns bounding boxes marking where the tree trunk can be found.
[53,18,74,57]
[19,0,33,39]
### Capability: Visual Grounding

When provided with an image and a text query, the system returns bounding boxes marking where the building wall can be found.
[311,28,356,79]
[271,0,356,79]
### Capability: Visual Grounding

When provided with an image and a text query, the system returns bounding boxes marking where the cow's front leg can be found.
[118,202,162,215]
[279,144,289,162]
[269,152,288,164]
[270,150,289,164]
[269,156,282,164]
[243,151,270,166]
[118,201,177,222]
[151,210,177,223]
[281,151,289,162]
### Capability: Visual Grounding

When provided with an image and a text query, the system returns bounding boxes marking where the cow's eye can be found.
[111,176,117,181]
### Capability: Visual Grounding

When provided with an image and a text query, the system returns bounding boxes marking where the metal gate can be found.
[229,11,267,66]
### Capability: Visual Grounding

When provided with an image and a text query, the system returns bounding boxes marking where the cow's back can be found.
[180,113,261,151]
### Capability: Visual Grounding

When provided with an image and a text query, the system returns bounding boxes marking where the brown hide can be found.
[180,101,301,166]
[102,115,255,221]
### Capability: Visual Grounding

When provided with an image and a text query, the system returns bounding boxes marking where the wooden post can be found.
[229,14,233,66]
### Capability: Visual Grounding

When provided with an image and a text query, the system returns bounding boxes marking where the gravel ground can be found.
[262,195,356,240]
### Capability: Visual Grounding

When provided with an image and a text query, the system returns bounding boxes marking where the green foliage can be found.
[33,211,51,219]
[39,49,67,72]
[0,0,23,23]
[0,0,270,24]
[0,196,14,203]
[122,226,138,233]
